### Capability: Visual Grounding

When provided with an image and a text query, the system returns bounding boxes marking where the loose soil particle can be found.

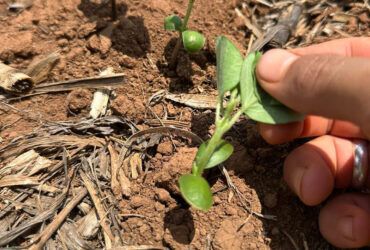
[0,0,367,249]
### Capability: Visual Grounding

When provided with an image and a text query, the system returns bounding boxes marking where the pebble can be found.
[155,188,172,204]
[225,207,238,216]
[157,141,174,156]
[213,196,221,205]
[130,196,148,209]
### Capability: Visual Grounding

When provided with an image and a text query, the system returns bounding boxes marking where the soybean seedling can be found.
[179,36,304,211]
[164,0,206,67]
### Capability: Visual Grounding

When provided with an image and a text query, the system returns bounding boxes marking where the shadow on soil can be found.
[157,37,216,93]
[164,207,195,245]
[78,0,150,58]
[226,120,327,248]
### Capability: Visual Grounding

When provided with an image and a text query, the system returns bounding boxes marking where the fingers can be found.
[291,37,370,57]
[283,135,370,206]
[258,116,364,145]
[256,50,370,135]
[319,193,370,248]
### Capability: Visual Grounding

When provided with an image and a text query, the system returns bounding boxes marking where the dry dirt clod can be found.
[66,88,93,113]
[111,94,146,123]
[154,188,172,204]
[130,196,151,209]
[156,141,174,156]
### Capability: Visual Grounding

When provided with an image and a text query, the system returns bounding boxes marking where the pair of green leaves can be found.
[216,36,304,124]
[164,15,206,53]
[179,140,234,211]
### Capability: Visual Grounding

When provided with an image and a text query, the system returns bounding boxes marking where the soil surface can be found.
[0,0,368,249]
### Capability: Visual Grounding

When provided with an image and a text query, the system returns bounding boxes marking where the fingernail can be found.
[256,49,298,84]
[338,216,354,240]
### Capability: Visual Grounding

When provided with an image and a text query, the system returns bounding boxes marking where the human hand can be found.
[256,38,370,248]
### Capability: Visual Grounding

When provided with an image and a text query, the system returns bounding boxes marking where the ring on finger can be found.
[352,140,368,189]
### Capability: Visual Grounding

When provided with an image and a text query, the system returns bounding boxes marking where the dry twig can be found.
[29,188,88,250]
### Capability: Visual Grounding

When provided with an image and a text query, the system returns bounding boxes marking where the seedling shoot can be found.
[179,36,304,211]
[164,0,206,67]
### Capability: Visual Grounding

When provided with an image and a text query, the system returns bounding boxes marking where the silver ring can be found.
[352,140,368,189]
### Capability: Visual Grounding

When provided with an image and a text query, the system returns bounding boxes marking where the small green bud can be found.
[164,15,183,31]
[182,30,206,53]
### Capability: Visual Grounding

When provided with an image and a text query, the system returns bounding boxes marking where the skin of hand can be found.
[256,37,370,248]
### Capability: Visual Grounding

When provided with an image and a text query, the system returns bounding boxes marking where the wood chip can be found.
[77,209,100,239]
[108,144,123,198]
[80,170,114,248]
[29,188,88,250]
[165,93,217,109]
[90,67,114,119]
[0,63,34,94]
[58,222,94,250]
[0,176,40,188]
[129,153,142,180]
[25,52,60,84]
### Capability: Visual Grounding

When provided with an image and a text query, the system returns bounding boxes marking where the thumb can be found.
[256,49,370,136]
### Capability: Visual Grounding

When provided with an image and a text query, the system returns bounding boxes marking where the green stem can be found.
[182,0,195,31]
[169,0,195,68]
[193,90,240,176]
[193,126,224,176]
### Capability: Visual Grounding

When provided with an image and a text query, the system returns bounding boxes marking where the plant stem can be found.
[169,0,195,68]
[193,126,224,176]
[169,31,183,68]
[182,0,195,31]
[193,91,239,176]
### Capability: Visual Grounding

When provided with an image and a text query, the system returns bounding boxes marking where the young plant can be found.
[179,36,304,211]
[164,0,206,66]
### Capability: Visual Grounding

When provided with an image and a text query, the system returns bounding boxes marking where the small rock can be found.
[167,103,177,116]
[66,47,84,60]
[213,196,221,205]
[157,141,174,156]
[225,206,238,216]
[118,55,137,69]
[78,22,97,38]
[66,89,92,113]
[154,201,165,211]
[87,34,112,54]
[155,188,172,204]
[111,94,146,123]
[130,196,149,209]
[57,38,68,47]
[146,74,155,82]
[155,153,162,160]
[263,193,278,209]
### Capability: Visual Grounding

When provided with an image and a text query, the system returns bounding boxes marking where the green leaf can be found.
[164,15,183,31]
[240,51,262,109]
[182,30,206,53]
[195,140,233,169]
[240,52,305,124]
[246,102,304,124]
[216,36,243,97]
[179,174,213,211]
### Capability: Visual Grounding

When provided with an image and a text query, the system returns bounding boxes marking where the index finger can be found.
[291,37,370,57]
[258,116,365,145]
